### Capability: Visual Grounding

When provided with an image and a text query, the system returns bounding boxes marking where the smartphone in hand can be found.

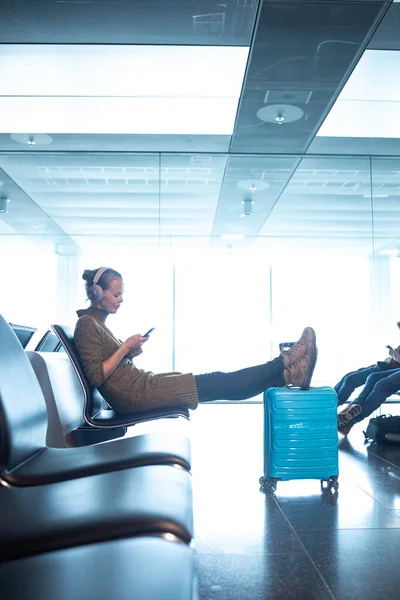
[143,328,155,338]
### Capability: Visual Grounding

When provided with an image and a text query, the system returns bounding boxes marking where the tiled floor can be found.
[189,403,400,600]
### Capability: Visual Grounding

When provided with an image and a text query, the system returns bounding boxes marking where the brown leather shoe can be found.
[281,327,316,368]
[283,350,318,390]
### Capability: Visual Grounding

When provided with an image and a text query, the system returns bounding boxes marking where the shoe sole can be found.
[300,329,317,390]
[338,423,353,436]
[338,404,362,427]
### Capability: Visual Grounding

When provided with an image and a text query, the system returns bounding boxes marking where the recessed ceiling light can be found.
[256,104,304,124]
[10,133,53,146]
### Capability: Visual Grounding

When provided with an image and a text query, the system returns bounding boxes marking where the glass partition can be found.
[371,158,400,360]
[1,152,399,398]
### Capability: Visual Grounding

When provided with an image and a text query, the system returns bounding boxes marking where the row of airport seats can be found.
[0,315,197,600]
[9,322,63,353]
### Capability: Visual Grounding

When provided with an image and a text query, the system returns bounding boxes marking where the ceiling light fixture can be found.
[10,133,53,146]
[240,197,254,217]
[256,103,304,125]
[0,198,10,213]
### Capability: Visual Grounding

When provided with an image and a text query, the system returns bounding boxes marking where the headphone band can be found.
[92,267,109,286]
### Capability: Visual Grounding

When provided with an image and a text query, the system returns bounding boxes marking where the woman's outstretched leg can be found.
[195,327,317,402]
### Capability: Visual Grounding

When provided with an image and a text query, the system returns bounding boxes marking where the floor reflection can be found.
[191,403,400,600]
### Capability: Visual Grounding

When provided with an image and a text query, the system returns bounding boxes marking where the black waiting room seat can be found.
[27,350,129,447]
[0,314,191,486]
[0,464,193,561]
[51,323,191,428]
[34,329,62,352]
[0,314,195,599]
[25,328,64,353]
[0,537,196,600]
[9,322,37,348]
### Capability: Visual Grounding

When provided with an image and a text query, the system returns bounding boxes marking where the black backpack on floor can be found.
[364,415,400,444]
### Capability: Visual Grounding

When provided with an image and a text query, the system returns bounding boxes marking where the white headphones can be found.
[88,267,109,302]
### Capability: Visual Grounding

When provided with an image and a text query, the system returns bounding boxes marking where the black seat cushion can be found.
[4,431,191,485]
[0,464,193,561]
[0,537,196,600]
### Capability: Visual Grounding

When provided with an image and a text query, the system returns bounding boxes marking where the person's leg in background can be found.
[354,368,400,404]
[338,369,400,435]
[335,365,379,406]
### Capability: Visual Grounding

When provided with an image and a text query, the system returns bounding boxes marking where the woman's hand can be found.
[126,346,143,359]
[102,334,149,380]
[122,333,147,354]
[102,334,148,381]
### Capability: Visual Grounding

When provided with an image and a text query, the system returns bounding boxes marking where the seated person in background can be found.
[73,267,318,415]
[334,321,400,406]
[338,345,400,436]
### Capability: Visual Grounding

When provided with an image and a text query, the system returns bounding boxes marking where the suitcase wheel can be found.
[320,476,339,493]
[259,476,278,494]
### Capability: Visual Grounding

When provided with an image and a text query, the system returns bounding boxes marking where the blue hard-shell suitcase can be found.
[260,387,339,494]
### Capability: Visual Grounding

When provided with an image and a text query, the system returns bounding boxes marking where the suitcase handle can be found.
[279,342,295,352]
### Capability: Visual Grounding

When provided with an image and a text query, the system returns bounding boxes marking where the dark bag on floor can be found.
[364,415,400,444]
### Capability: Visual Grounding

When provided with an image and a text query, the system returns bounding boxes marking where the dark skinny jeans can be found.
[194,356,285,402]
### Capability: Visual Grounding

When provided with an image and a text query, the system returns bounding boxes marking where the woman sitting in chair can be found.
[74,267,318,415]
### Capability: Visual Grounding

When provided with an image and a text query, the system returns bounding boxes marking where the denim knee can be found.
[365,373,383,386]
[374,378,397,396]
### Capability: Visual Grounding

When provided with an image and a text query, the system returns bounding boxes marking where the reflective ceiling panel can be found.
[0,0,260,45]
[0,165,80,253]
[230,0,389,154]
[0,133,232,154]
[256,156,400,255]
[159,155,227,239]
[308,137,400,157]
[368,1,400,50]
[1,153,400,256]
[0,153,227,253]
[210,155,299,250]
[258,157,373,252]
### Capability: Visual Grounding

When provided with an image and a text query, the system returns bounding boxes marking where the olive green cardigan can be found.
[74,307,199,414]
